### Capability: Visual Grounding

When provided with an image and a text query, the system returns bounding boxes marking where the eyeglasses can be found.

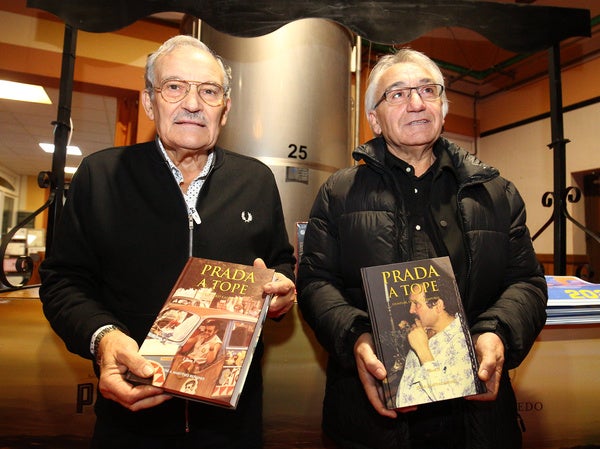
[154,79,227,106]
[374,83,444,109]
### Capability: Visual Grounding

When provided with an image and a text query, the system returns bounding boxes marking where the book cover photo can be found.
[129,257,274,409]
[360,256,485,409]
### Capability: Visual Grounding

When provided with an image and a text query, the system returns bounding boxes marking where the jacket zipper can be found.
[185,207,200,432]
[186,210,193,433]
[455,173,495,302]
[174,153,213,434]
[185,399,190,433]
[188,213,194,258]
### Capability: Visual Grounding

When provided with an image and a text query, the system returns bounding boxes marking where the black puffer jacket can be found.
[297,136,547,449]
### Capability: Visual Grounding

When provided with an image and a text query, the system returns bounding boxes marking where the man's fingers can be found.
[128,392,173,412]
[253,257,268,269]
[125,356,156,379]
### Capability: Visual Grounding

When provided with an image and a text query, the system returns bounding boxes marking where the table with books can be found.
[511,275,600,449]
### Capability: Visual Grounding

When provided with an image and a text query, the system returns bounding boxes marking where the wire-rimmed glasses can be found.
[154,79,227,106]
[374,83,444,109]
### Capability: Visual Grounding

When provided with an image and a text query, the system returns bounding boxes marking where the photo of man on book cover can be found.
[362,256,484,408]
[394,282,480,406]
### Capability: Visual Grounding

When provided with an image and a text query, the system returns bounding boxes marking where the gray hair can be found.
[364,48,448,118]
[144,35,232,99]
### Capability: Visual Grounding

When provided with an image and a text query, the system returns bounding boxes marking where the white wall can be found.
[478,102,600,255]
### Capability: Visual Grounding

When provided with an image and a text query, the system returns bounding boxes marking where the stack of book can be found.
[545,275,600,325]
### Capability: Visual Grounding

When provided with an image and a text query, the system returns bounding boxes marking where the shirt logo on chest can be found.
[241,211,253,223]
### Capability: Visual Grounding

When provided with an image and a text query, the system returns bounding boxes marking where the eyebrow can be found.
[384,79,434,91]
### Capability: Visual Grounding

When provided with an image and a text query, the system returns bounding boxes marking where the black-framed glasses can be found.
[374,83,444,109]
[154,79,227,106]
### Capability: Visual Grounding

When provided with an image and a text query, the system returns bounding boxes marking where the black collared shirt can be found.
[384,148,446,261]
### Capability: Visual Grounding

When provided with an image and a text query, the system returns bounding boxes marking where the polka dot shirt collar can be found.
[157,139,214,217]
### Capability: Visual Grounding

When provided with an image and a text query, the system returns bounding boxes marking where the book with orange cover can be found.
[128,257,274,408]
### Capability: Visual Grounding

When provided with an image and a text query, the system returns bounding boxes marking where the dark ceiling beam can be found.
[27,0,591,53]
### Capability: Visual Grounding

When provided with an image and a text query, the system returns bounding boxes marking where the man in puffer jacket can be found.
[297,48,547,449]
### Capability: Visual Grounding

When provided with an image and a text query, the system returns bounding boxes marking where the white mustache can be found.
[174,112,208,125]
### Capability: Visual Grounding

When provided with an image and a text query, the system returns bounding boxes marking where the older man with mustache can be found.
[39,35,296,449]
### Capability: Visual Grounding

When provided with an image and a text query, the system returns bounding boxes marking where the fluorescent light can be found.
[0,80,52,104]
[39,143,82,156]
[65,166,78,174]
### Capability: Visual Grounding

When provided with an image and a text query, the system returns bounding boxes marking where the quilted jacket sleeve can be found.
[468,179,548,370]
[297,174,372,371]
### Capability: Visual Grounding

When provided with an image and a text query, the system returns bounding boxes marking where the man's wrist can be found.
[348,318,372,351]
[90,325,122,362]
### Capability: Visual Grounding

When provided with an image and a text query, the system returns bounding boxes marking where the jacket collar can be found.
[352,135,499,185]
[151,136,226,172]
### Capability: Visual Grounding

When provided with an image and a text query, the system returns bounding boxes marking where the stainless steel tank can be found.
[187,18,353,247]
[180,19,354,442]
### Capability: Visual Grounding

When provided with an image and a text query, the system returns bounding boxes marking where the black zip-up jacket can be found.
[39,140,295,444]
[297,136,547,449]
